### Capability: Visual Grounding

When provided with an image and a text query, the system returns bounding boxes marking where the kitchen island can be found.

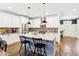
[20,32,57,56]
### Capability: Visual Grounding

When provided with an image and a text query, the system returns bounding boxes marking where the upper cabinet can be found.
[29,16,60,28]
[0,12,10,27]
[9,15,20,27]
[46,16,60,28]
[0,12,20,28]
[29,18,41,28]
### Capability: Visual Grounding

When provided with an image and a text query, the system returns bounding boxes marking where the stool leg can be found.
[33,47,36,56]
[29,43,32,51]
[19,44,22,55]
[44,48,47,56]
[24,44,26,56]
[4,44,7,52]
[37,48,39,55]
[40,48,42,55]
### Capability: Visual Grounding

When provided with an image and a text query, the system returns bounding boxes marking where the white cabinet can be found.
[19,17,29,33]
[29,18,41,28]
[0,34,20,45]
[46,16,59,28]
[0,12,20,27]
[0,12,11,27]
[10,15,20,27]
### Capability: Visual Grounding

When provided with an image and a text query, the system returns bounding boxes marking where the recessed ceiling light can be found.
[45,12,49,15]
[23,13,26,15]
[8,6,12,10]
[72,8,76,12]
[9,6,12,9]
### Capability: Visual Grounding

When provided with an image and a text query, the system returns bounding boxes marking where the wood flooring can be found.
[1,36,77,56]
[6,42,20,56]
[56,36,78,56]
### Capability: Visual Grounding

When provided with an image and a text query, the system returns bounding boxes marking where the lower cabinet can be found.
[0,33,20,45]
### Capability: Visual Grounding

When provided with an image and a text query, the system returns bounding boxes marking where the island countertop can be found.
[20,32,57,41]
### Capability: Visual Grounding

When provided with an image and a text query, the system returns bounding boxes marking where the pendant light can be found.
[27,19,30,24]
[42,3,47,24]
[27,7,31,24]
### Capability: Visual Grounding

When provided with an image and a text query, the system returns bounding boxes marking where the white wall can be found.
[77,19,79,39]
[60,21,77,38]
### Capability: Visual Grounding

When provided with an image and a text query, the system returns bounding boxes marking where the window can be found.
[60,20,63,24]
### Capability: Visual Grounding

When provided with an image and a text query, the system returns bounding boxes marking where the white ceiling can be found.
[0,3,79,19]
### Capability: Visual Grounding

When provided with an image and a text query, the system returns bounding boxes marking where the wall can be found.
[60,20,77,38]
[77,19,79,39]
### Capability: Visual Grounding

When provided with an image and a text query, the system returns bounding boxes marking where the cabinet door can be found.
[0,12,20,27]
[29,18,41,28]
[10,15,20,27]
[46,16,59,28]
[0,12,11,27]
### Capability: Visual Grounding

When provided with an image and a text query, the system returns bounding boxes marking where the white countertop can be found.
[20,32,57,41]
[0,33,20,45]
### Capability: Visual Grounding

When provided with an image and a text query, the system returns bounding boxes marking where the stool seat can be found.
[33,38,47,56]
[22,40,30,43]
[35,43,45,48]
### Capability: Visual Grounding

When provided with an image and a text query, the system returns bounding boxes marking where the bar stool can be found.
[33,38,47,56]
[19,36,32,56]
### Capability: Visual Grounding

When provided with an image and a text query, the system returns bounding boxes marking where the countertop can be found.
[20,32,57,41]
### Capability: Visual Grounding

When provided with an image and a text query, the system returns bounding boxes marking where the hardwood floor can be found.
[2,36,77,56]
[6,42,20,56]
[56,36,78,56]
[5,42,45,56]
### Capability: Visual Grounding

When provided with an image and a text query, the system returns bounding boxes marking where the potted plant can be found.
[60,31,64,38]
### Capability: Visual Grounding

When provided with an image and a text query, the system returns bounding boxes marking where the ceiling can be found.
[0,3,79,19]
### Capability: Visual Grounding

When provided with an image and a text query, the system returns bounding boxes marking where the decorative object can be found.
[60,31,64,38]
